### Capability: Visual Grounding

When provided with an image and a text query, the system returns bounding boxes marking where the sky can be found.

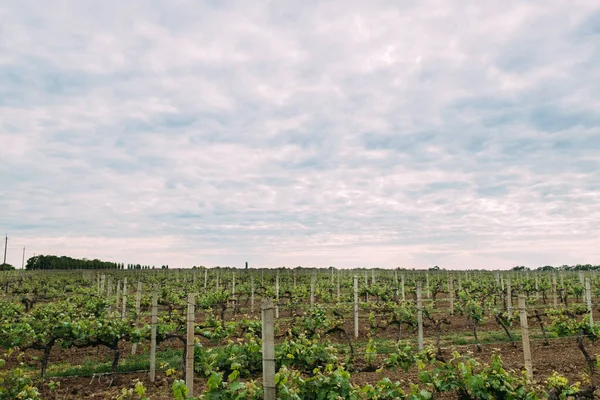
[1,1,599,270]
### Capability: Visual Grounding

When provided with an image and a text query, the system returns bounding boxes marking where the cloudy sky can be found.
[1,1,599,270]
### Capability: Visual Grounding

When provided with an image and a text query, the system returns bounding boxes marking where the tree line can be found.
[24,255,168,270]
[25,255,122,270]
[512,264,600,271]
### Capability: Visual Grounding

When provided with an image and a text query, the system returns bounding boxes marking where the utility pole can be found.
[2,234,6,265]
[22,247,25,269]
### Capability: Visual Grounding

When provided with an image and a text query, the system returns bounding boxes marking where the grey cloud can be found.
[1,0,599,269]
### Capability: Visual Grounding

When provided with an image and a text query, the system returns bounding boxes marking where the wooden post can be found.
[150,284,158,382]
[132,281,142,354]
[506,277,512,315]
[354,276,359,338]
[425,272,430,298]
[417,282,424,351]
[586,278,593,327]
[261,299,276,400]
[251,275,255,313]
[232,271,236,295]
[275,272,279,318]
[232,271,236,313]
[336,271,340,302]
[394,270,399,297]
[552,274,558,307]
[371,269,375,285]
[448,276,454,314]
[535,275,539,300]
[401,273,405,301]
[121,278,128,319]
[107,278,113,312]
[100,274,106,293]
[518,295,533,380]
[580,271,585,303]
[185,293,195,395]
[310,274,315,306]
[115,280,121,312]
[204,268,208,289]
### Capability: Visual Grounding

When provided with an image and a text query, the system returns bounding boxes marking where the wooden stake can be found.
[506,277,512,315]
[121,278,128,319]
[261,298,276,400]
[115,280,121,312]
[401,273,405,301]
[518,295,533,380]
[132,281,142,355]
[336,271,340,302]
[150,284,158,382]
[552,274,558,308]
[448,276,454,314]
[232,271,236,313]
[586,278,593,327]
[580,271,585,303]
[251,275,255,313]
[417,282,424,351]
[310,274,315,306]
[185,293,195,395]
[275,272,279,318]
[354,276,359,338]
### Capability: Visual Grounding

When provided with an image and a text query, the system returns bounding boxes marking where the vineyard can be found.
[1,267,600,399]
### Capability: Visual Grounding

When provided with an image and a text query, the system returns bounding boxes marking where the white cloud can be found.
[1,0,599,269]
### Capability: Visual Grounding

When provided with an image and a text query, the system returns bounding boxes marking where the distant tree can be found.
[25,255,122,270]
[511,266,529,271]
[0,263,15,271]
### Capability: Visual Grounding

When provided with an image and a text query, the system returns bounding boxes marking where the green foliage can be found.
[546,372,580,399]
[172,379,188,400]
[196,313,236,342]
[277,334,339,372]
[365,338,377,362]
[359,378,407,399]
[202,371,262,400]
[383,341,423,372]
[276,364,358,400]
[547,309,600,339]
[194,333,262,378]
[0,360,41,400]
[115,379,150,400]
[417,352,537,399]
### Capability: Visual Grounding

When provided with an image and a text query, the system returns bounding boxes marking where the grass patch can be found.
[45,348,183,378]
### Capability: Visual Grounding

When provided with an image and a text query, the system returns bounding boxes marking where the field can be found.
[1,267,599,399]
